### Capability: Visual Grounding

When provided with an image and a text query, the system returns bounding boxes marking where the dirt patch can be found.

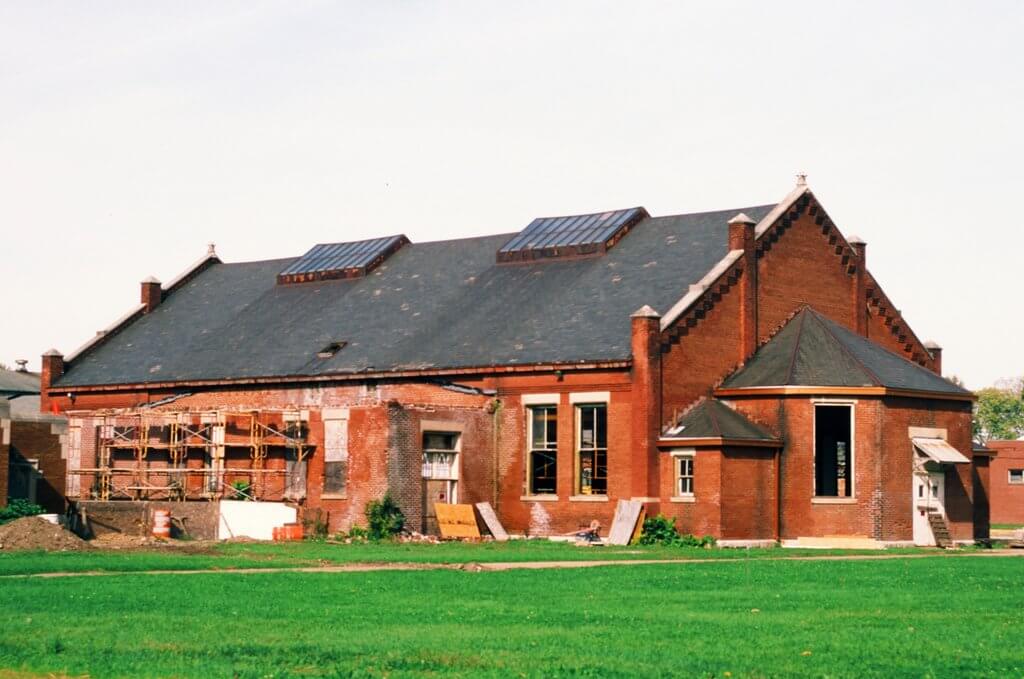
[0,517,91,552]
[88,532,218,554]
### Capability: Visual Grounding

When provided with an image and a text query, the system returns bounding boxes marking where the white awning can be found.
[912,437,970,464]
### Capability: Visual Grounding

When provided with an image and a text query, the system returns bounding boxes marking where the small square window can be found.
[1009,469,1024,485]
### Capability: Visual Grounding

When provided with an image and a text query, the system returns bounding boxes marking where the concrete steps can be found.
[927,512,954,548]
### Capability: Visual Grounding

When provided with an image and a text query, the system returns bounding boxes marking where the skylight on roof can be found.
[278,235,409,284]
[497,207,648,263]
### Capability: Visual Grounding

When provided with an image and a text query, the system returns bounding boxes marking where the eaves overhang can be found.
[656,436,782,449]
[714,385,976,402]
[50,358,633,394]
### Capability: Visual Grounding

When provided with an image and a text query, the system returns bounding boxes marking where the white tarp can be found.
[912,437,970,464]
[217,500,297,540]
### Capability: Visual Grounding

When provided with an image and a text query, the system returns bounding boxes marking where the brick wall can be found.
[0,423,8,506]
[4,420,66,513]
[494,372,636,536]
[987,441,1024,524]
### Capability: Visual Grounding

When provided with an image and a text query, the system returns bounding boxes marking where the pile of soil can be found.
[0,516,91,552]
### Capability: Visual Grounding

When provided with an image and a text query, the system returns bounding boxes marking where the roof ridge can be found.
[785,308,810,385]
[808,309,882,386]
[706,400,724,437]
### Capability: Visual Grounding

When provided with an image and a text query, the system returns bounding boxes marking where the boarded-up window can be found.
[323,417,349,495]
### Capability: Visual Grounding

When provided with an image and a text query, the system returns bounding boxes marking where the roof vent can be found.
[278,235,409,285]
[497,207,648,263]
[317,341,347,358]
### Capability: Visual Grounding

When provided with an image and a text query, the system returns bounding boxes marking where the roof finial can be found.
[207,242,217,256]
[796,172,807,187]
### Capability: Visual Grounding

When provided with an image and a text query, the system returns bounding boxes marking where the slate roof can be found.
[57,204,775,387]
[0,394,64,423]
[720,307,970,396]
[0,368,39,395]
[663,399,778,442]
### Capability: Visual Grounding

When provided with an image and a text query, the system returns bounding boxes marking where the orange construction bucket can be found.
[152,509,171,539]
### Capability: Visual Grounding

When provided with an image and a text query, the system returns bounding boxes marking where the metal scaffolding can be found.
[67,409,310,502]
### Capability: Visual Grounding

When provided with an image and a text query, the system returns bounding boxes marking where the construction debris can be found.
[435,503,481,539]
[608,500,645,546]
[0,516,91,552]
[474,502,508,541]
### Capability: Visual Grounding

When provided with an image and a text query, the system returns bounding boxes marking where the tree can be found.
[974,378,1024,442]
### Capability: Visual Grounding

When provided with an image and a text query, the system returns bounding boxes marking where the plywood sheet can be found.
[608,499,644,546]
[474,502,509,541]
[435,503,481,539]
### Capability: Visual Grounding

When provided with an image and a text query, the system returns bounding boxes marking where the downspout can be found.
[775,446,782,542]
[491,398,502,510]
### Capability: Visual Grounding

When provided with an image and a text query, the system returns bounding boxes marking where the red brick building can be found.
[41,181,987,545]
[986,441,1024,525]
[1,366,67,513]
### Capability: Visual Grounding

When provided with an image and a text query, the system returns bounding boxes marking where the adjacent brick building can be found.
[40,180,987,545]
[1,366,67,513]
[986,441,1024,525]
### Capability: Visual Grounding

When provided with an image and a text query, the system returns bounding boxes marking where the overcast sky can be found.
[1,1,1020,389]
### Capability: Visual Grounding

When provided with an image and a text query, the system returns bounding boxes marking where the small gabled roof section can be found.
[278,235,409,284]
[719,307,971,397]
[661,398,779,445]
[0,367,39,395]
[497,207,649,263]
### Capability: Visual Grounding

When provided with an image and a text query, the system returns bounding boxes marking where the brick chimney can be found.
[924,340,942,376]
[847,235,868,336]
[728,213,758,361]
[141,276,163,313]
[40,349,64,414]
[631,305,662,500]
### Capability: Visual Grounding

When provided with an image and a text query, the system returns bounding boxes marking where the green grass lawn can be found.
[0,555,1021,678]
[992,523,1024,530]
[0,539,946,576]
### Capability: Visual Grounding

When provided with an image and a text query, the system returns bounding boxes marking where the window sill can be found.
[320,493,348,500]
[811,497,857,505]
[520,494,559,502]
[670,495,696,504]
[569,495,609,502]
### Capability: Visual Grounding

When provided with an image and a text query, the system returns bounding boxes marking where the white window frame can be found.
[526,403,558,496]
[811,400,856,499]
[422,430,461,504]
[670,448,695,498]
[1009,469,1024,485]
[574,402,608,496]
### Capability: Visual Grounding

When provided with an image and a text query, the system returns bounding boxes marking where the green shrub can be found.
[638,514,716,548]
[638,514,678,545]
[335,526,371,543]
[365,494,405,540]
[0,499,45,524]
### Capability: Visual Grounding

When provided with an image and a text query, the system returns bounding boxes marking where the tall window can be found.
[576,404,607,495]
[675,454,694,496]
[814,404,853,497]
[527,406,557,495]
[422,431,460,503]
